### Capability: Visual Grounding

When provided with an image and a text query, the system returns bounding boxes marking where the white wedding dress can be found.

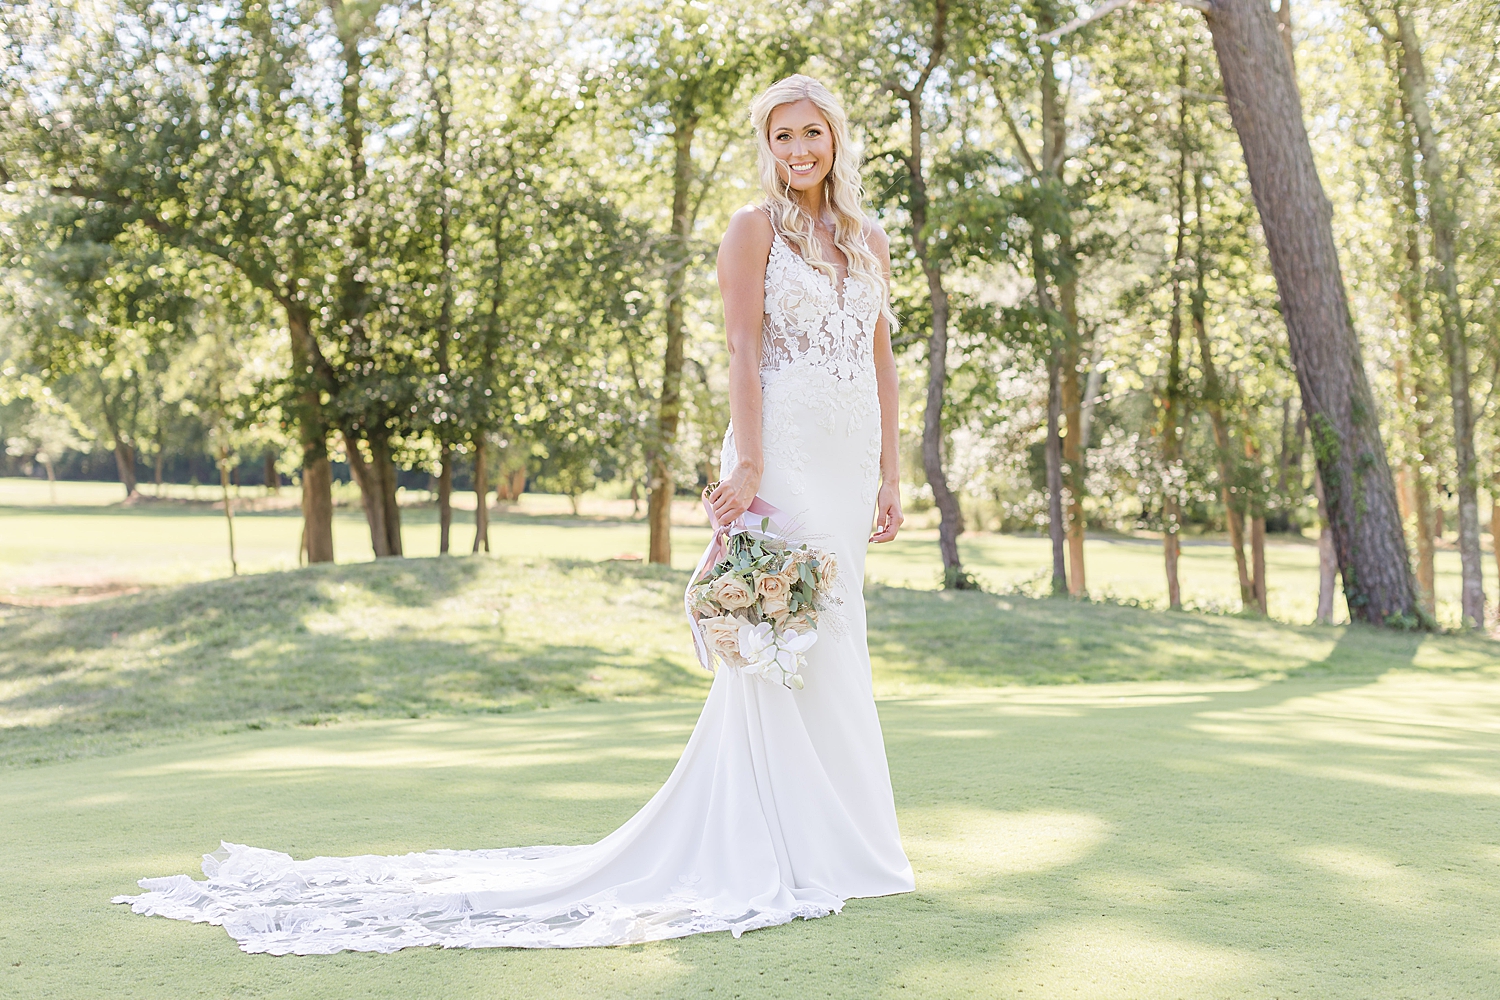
[114,212,914,954]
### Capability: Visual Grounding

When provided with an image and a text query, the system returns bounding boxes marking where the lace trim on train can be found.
[112,842,839,955]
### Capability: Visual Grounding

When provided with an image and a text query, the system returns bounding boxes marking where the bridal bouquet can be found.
[686,511,837,690]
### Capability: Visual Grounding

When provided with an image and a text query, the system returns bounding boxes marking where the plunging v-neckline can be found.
[772,230,850,311]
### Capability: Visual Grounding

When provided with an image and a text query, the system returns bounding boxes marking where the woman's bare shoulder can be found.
[722,204,775,250]
[861,216,890,256]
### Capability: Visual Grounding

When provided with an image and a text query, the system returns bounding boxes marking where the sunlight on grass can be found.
[4,679,1500,998]
[977,921,1261,1000]
[904,807,1109,886]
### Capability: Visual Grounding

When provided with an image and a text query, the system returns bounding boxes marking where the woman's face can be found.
[767,99,835,194]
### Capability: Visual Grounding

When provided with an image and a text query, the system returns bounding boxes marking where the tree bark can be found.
[287,307,334,563]
[369,431,403,557]
[1161,66,1189,612]
[1037,26,1086,598]
[1206,0,1418,624]
[1045,341,1068,596]
[1492,464,1500,607]
[1190,166,1254,611]
[1244,435,1269,614]
[438,445,453,555]
[472,437,490,554]
[1250,511,1268,615]
[1391,4,1483,627]
[646,118,697,566]
[112,439,139,498]
[1315,468,1337,623]
[897,8,968,588]
[343,429,390,558]
[219,445,238,576]
[1385,42,1439,616]
[263,449,279,494]
[1059,262,1086,597]
[432,22,455,557]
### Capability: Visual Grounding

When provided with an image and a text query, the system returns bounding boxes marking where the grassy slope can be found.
[5,476,1497,626]
[2,556,1496,767]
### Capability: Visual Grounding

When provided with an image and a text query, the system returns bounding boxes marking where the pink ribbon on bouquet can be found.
[683,490,784,672]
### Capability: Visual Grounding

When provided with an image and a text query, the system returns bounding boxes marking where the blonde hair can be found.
[749,75,897,330]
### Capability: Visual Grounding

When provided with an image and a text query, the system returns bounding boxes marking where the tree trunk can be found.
[472,437,490,554]
[219,445,238,576]
[1385,50,1439,618]
[154,447,165,492]
[1250,511,1268,615]
[287,306,334,563]
[1045,342,1068,596]
[904,77,967,588]
[1190,166,1254,612]
[369,431,403,557]
[263,449,279,495]
[1244,436,1269,615]
[1391,4,1483,627]
[112,439,139,498]
[647,118,697,566]
[1060,273,1086,597]
[1492,465,1500,609]
[438,444,453,555]
[1414,483,1436,614]
[432,31,455,558]
[1161,67,1188,612]
[1315,468,1337,623]
[1205,0,1418,624]
[343,429,390,558]
[42,456,57,505]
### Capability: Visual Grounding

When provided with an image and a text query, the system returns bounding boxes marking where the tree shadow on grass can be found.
[864,584,1497,690]
[657,675,1500,999]
[0,557,708,767]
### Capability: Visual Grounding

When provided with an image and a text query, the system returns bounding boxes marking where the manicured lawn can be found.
[3,478,1500,997]
[4,673,1499,998]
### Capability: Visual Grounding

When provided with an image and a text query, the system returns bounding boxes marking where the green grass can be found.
[4,478,1500,997]
[5,674,1500,998]
[4,555,1496,768]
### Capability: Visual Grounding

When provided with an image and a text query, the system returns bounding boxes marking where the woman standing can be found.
[115,74,913,953]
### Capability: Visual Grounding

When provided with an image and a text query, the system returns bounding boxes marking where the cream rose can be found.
[709,573,756,611]
[755,570,791,602]
[689,583,719,617]
[700,615,747,666]
[761,593,790,620]
[816,551,838,592]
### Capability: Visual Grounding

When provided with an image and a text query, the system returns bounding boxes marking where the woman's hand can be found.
[870,480,904,543]
[707,462,761,527]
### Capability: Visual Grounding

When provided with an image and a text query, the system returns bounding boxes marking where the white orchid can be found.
[737,622,815,690]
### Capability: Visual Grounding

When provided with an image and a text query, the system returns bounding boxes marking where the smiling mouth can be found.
[788,161,817,175]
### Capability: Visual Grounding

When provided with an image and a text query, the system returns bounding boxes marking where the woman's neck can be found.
[792,185,827,224]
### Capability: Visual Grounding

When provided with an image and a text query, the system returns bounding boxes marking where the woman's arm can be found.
[868,223,904,543]
[708,206,773,526]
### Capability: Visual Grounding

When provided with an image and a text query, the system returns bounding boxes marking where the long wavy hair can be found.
[750,75,896,330]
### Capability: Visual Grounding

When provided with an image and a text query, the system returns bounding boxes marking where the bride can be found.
[115,74,914,954]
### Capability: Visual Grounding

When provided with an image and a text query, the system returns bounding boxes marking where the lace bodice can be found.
[760,223,881,387]
[741,213,885,508]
